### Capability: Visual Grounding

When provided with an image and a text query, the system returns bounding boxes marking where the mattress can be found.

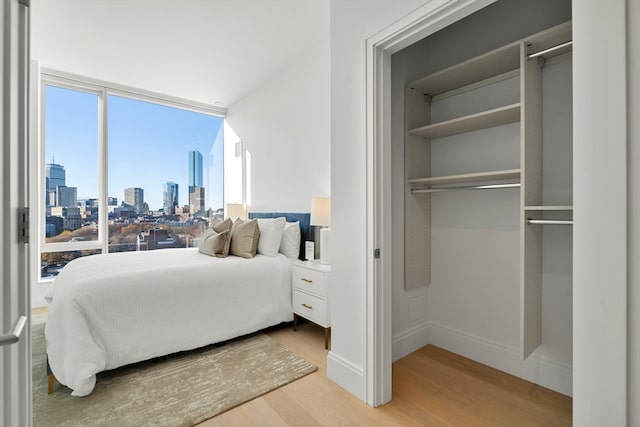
[44,248,293,396]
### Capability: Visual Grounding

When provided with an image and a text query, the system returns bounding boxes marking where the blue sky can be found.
[45,85,224,211]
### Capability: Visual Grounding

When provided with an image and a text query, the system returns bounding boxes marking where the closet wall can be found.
[390,0,573,395]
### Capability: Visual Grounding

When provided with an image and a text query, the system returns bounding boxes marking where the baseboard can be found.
[326,350,366,401]
[32,297,48,309]
[392,322,430,362]
[427,321,573,396]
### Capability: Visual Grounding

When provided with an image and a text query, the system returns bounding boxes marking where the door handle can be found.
[0,316,27,347]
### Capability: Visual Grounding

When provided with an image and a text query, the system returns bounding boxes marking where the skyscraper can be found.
[57,185,77,208]
[188,150,205,215]
[189,186,205,215]
[163,182,179,215]
[188,150,203,187]
[124,187,145,214]
[45,163,65,206]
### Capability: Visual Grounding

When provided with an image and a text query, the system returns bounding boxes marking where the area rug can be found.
[31,312,316,426]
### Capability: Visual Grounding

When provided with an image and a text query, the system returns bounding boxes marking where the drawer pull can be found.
[301,303,313,310]
[301,278,313,284]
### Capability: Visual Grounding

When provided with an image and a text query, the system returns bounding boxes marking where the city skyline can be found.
[44,85,225,211]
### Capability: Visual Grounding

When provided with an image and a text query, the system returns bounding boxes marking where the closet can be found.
[404,22,572,359]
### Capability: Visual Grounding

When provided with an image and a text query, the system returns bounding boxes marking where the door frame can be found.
[1,0,32,425]
[364,0,497,406]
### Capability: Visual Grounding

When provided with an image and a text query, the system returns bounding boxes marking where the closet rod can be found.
[411,183,520,194]
[527,40,573,59]
[527,219,573,225]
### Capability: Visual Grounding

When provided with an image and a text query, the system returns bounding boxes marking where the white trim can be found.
[1,1,32,424]
[573,0,628,423]
[31,297,47,309]
[392,322,430,362]
[365,0,497,407]
[40,68,226,117]
[326,351,366,401]
[427,321,573,396]
[391,320,574,396]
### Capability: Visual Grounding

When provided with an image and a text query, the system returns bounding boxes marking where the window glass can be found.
[40,83,225,279]
[43,85,99,243]
[107,95,224,253]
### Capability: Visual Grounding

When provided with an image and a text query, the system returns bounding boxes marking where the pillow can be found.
[198,229,230,258]
[209,217,233,255]
[210,217,232,233]
[230,218,260,259]
[279,221,301,259]
[256,217,286,257]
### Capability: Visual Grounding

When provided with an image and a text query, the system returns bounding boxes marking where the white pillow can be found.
[256,217,286,257]
[279,221,301,259]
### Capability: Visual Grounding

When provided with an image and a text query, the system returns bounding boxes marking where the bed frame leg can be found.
[47,374,55,394]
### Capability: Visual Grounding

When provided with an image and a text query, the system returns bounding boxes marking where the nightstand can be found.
[292,260,331,349]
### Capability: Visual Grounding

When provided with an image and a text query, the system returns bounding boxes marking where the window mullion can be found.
[99,88,108,253]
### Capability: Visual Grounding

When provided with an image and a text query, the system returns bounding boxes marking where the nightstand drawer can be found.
[292,266,326,297]
[293,290,327,326]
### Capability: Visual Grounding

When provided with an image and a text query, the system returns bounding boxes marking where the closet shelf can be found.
[408,168,521,187]
[408,103,520,139]
[525,22,573,61]
[524,205,573,211]
[408,41,520,96]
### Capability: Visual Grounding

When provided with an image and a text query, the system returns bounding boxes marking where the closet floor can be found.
[392,344,572,426]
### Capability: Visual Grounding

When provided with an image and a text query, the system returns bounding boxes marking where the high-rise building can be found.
[163,182,179,215]
[46,163,65,206]
[46,163,65,191]
[188,150,205,215]
[50,206,81,231]
[188,150,203,187]
[57,185,77,208]
[189,186,205,215]
[124,187,145,214]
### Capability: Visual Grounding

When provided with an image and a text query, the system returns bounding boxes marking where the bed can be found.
[44,212,311,397]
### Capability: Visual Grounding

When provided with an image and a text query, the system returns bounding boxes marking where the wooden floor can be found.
[199,322,572,427]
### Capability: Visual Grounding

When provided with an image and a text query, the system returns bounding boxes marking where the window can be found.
[40,75,225,279]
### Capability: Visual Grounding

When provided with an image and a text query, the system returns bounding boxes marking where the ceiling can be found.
[30,0,329,109]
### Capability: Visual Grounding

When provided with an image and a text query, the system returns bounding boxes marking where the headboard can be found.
[248,212,311,260]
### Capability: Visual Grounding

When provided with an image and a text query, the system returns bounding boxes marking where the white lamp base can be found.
[320,227,331,265]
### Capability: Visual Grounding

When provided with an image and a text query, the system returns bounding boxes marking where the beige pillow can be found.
[211,217,233,233]
[230,218,260,258]
[209,217,233,255]
[198,230,230,258]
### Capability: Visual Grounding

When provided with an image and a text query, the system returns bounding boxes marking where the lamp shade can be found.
[226,203,246,220]
[310,197,331,226]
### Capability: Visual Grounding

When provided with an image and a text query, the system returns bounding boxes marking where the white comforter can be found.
[44,248,293,397]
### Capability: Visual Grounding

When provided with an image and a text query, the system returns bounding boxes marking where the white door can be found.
[0,0,32,426]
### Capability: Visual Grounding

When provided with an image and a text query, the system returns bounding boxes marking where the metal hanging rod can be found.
[411,183,520,194]
[527,40,573,59]
[527,218,573,225]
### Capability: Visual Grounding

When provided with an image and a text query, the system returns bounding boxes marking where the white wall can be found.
[629,0,640,423]
[572,0,632,424]
[390,0,573,395]
[225,40,330,212]
[329,0,435,400]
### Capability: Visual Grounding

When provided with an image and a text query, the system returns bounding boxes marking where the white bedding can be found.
[44,248,293,397]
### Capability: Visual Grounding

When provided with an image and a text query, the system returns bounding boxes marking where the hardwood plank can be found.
[33,308,570,426]
[196,324,571,427]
